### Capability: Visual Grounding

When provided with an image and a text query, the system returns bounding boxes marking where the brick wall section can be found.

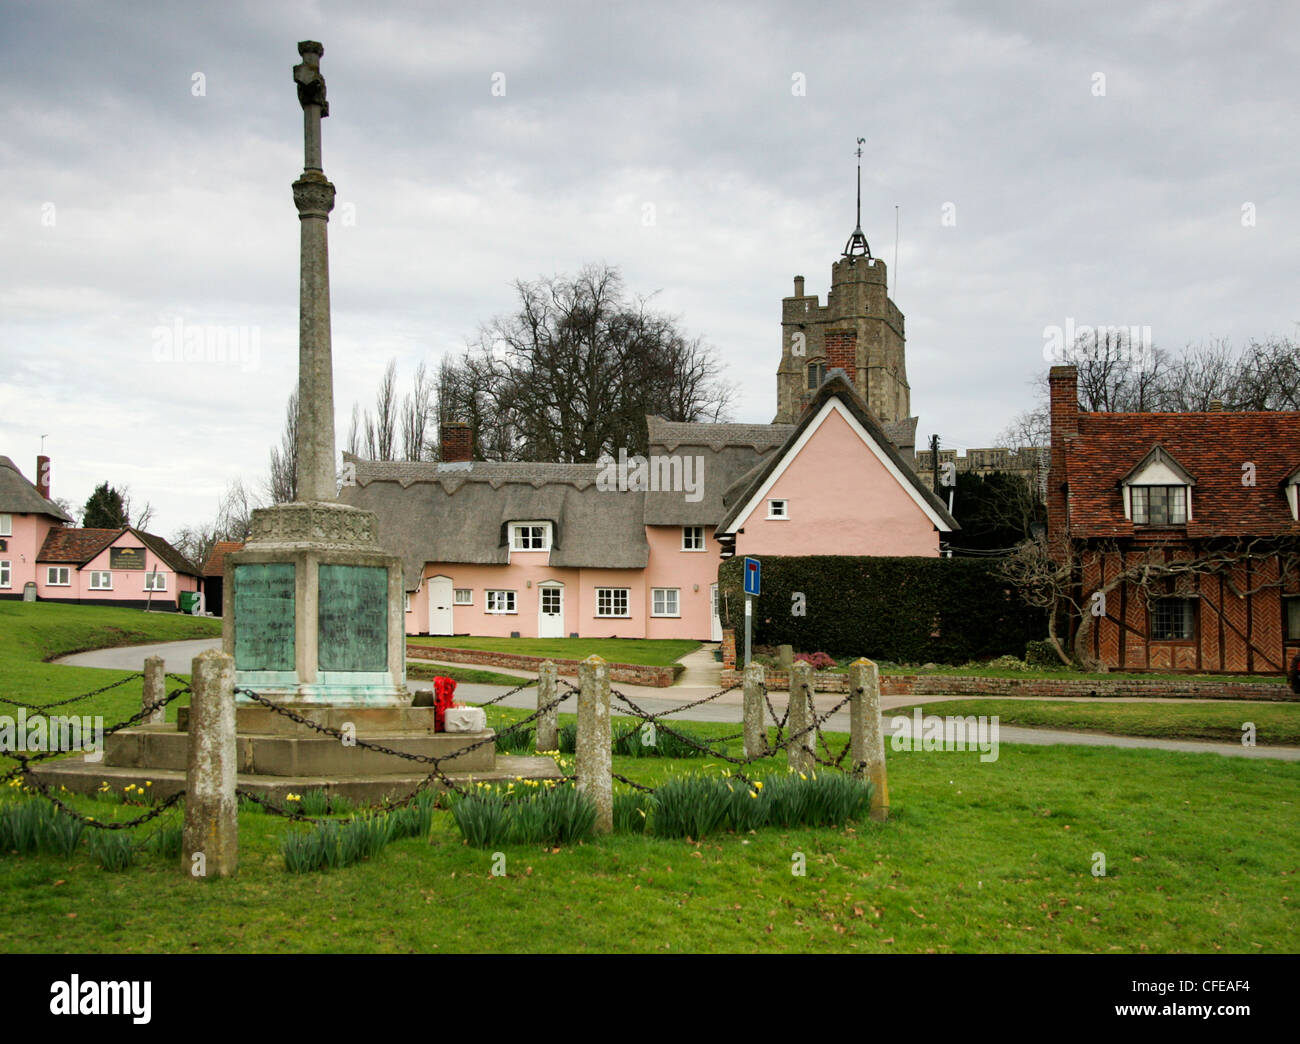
[408,644,678,687]
[1047,365,1078,546]
[440,423,473,463]
[720,669,1294,701]
[721,628,736,669]
[825,330,857,379]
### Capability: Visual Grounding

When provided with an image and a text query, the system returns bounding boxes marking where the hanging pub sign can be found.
[110,547,146,570]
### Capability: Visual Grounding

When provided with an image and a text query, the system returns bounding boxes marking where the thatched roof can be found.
[0,456,72,521]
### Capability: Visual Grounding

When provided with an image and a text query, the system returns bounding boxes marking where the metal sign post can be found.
[743,557,761,668]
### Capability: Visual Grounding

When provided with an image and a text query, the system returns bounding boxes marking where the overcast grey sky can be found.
[2,0,1297,538]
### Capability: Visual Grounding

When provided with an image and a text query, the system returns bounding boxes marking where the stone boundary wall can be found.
[407,644,678,687]
[720,668,1295,701]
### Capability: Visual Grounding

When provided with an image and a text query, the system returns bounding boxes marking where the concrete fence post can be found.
[536,660,559,753]
[849,657,889,822]
[787,662,814,774]
[182,649,238,878]
[742,661,766,760]
[576,654,612,834]
[142,655,167,725]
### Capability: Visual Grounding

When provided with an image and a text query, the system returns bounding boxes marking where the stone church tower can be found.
[773,166,911,425]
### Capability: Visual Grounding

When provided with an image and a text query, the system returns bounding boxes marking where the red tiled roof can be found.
[37,528,122,565]
[37,526,202,576]
[1063,411,1300,538]
[203,541,244,577]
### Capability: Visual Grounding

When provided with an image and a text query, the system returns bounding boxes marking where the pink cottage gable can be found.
[340,373,955,641]
[715,373,955,558]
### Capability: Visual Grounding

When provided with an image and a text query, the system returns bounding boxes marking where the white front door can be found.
[428,576,453,636]
[710,583,722,641]
[538,583,564,638]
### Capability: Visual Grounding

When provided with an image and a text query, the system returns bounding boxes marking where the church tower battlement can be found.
[774,255,911,425]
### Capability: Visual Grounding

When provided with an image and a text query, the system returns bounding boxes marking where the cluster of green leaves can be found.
[448,781,596,849]
[281,791,438,873]
[643,771,874,839]
[719,555,1042,662]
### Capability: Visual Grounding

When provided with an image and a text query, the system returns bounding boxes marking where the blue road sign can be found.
[743,557,761,596]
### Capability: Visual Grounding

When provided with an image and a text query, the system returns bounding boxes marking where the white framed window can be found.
[596,587,630,618]
[681,526,705,551]
[1131,486,1187,526]
[486,590,517,614]
[0,561,10,589]
[46,566,70,586]
[453,588,473,605]
[144,571,167,592]
[0,514,11,537]
[651,588,680,617]
[767,499,789,519]
[404,592,411,613]
[89,571,112,590]
[509,522,551,551]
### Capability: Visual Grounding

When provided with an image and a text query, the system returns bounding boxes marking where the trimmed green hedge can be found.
[718,555,1042,664]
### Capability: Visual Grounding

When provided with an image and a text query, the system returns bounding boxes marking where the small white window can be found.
[89,571,112,590]
[681,526,704,551]
[0,514,11,537]
[767,499,789,519]
[651,588,680,617]
[144,571,167,591]
[510,523,551,551]
[596,588,630,618]
[453,588,473,605]
[486,590,517,614]
[0,561,10,588]
[46,566,70,586]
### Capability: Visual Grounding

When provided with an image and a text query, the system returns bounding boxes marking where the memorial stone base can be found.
[223,501,410,707]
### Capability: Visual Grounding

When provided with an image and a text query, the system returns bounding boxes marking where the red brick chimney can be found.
[36,455,51,500]
[1047,366,1078,543]
[440,422,473,463]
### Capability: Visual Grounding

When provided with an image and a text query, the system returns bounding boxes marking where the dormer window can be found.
[1121,445,1194,526]
[1286,468,1300,522]
[509,522,552,551]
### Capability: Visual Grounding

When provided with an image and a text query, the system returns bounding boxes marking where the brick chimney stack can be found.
[1046,366,1078,544]
[1208,399,1223,412]
[36,455,51,500]
[440,422,473,463]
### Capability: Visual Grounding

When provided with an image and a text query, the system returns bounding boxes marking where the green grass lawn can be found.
[3,603,1296,954]
[2,730,1295,953]
[407,635,701,667]
[0,602,221,722]
[406,662,535,688]
[893,699,1300,746]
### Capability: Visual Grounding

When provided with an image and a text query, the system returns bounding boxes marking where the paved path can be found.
[56,640,1300,762]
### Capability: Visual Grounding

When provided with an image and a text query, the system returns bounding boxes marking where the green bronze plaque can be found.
[233,563,296,671]
[318,564,388,672]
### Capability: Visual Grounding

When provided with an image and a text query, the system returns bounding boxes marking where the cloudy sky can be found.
[2,0,1296,538]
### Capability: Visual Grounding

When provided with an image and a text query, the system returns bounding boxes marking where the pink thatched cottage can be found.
[341,372,956,640]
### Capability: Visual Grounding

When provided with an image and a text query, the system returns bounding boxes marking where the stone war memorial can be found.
[222,40,409,708]
[32,43,562,813]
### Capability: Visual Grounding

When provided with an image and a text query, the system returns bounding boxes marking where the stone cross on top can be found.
[294,41,329,171]
[291,40,338,504]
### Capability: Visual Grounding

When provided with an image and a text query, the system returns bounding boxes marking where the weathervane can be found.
[842,136,872,262]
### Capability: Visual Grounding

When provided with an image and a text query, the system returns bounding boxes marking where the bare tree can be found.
[439,263,736,462]
[169,477,261,570]
[399,360,433,461]
[266,388,299,504]
[120,486,155,531]
[363,359,398,461]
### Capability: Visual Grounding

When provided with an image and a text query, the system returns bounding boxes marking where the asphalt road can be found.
[54,638,1300,761]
